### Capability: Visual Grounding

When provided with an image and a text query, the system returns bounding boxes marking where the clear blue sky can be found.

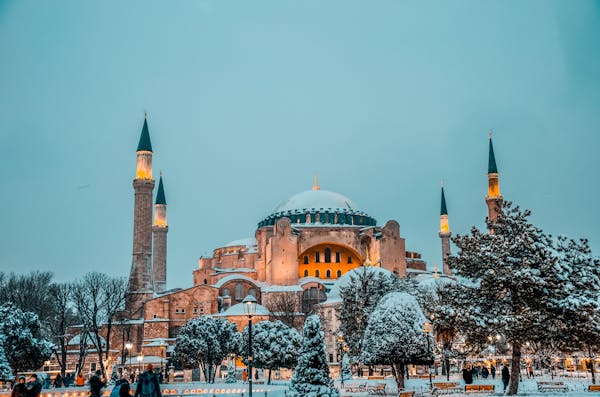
[1,0,598,288]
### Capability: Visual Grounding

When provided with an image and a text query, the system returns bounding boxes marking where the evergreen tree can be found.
[0,303,53,374]
[289,315,338,397]
[339,353,352,383]
[0,342,13,381]
[174,316,239,383]
[240,320,301,384]
[337,267,409,361]
[362,292,429,390]
[225,361,236,383]
[438,202,569,395]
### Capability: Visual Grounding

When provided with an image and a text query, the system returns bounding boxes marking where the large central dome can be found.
[258,189,376,228]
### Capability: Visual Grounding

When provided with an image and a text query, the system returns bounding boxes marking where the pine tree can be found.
[289,315,339,397]
[225,361,236,383]
[339,353,352,383]
[0,341,13,381]
[438,202,567,395]
[362,292,429,390]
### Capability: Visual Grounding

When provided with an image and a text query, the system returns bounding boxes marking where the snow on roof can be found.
[213,274,267,289]
[273,189,361,213]
[326,266,394,300]
[213,267,257,274]
[261,285,303,293]
[68,334,106,346]
[218,237,258,253]
[214,302,270,317]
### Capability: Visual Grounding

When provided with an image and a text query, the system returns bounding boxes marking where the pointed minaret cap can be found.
[137,114,153,152]
[156,173,166,205]
[440,181,448,216]
[312,174,320,191]
[488,130,498,174]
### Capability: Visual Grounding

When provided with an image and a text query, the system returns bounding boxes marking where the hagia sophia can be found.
[64,116,504,375]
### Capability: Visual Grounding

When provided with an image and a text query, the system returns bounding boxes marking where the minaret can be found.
[152,174,168,293]
[439,182,452,276]
[485,131,503,223]
[126,115,155,316]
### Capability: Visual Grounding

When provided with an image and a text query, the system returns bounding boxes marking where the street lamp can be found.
[125,342,133,374]
[243,294,257,397]
[423,322,434,390]
[137,355,143,374]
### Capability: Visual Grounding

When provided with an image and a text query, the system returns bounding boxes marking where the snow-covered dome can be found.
[258,189,376,228]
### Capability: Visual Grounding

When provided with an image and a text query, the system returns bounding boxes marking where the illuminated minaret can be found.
[126,115,155,316]
[439,182,452,276]
[485,131,503,223]
[152,174,168,293]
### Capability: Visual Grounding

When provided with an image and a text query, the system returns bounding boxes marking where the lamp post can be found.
[125,342,133,375]
[243,295,257,397]
[423,322,434,390]
[338,334,345,388]
[159,341,167,376]
[137,355,143,374]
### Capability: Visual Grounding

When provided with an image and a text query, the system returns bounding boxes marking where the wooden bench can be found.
[344,382,367,393]
[537,381,568,393]
[589,385,600,392]
[368,375,385,380]
[433,382,462,394]
[465,385,495,393]
[398,391,415,397]
[367,383,387,395]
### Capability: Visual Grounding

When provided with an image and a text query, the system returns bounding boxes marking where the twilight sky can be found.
[0,1,599,289]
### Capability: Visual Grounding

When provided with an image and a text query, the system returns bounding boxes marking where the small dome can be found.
[258,189,376,228]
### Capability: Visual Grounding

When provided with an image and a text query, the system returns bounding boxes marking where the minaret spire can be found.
[439,182,452,276]
[485,131,503,223]
[153,173,168,293]
[312,174,320,191]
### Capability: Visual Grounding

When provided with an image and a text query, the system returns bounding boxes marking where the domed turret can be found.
[258,189,376,228]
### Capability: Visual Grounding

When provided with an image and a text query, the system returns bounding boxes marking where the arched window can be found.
[303,256,309,264]
[337,270,342,277]
[326,270,331,278]
[324,248,331,263]
[234,283,243,300]
[222,288,230,297]
[248,288,256,297]
[315,252,320,263]
[348,256,353,264]
[315,270,320,278]
[203,278,208,284]
[301,287,327,314]
[303,269,309,277]
[335,252,341,263]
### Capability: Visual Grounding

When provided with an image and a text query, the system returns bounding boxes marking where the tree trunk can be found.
[445,357,451,381]
[391,363,405,390]
[589,345,596,385]
[508,343,521,395]
[268,369,272,385]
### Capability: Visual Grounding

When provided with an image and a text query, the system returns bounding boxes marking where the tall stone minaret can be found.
[439,183,452,276]
[126,115,155,316]
[152,174,168,293]
[485,131,503,223]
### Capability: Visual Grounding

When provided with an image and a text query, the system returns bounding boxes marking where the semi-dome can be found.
[258,189,376,228]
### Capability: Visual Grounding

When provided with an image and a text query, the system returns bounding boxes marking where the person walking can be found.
[490,365,496,379]
[26,374,42,397]
[501,364,510,392]
[89,370,105,397]
[52,374,63,389]
[462,365,473,385]
[75,372,85,387]
[528,365,534,379]
[11,376,27,397]
[134,364,161,397]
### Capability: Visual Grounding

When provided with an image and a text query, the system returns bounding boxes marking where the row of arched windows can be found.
[303,269,342,278]
[303,248,352,264]
[258,212,377,228]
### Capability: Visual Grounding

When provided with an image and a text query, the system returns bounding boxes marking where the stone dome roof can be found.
[258,189,376,228]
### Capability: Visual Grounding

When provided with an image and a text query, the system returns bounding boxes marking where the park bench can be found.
[367,383,387,395]
[537,381,568,393]
[418,374,433,379]
[465,384,495,393]
[344,382,367,393]
[368,375,385,380]
[397,391,415,397]
[589,385,600,392]
[432,382,462,394]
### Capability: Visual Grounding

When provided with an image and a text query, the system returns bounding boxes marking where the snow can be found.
[213,302,270,317]
[326,266,394,301]
[213,267,257,274]
[272,189,361,213]
[213,275,267,289]
[261,285,303,293]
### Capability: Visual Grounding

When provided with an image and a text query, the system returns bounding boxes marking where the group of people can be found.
[462,363,511,391]
[10,375,42,397]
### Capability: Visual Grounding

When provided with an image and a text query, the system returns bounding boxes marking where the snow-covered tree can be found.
[289,315,338,397]
[0,303,53,374]
[225,360,236,383]
[0,341,13,381]
[240,320,301,384]
[339,353,352,383]
[337,267,410,361]
[174,316,239,383]
[362,292,429,390]
[438,202,571,395]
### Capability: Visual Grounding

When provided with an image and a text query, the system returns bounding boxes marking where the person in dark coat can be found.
[11,376,27,397]
[26,374,42,397]
[53,374,63,388]
[501,365,510,392]
[89,371,106,397]
[490,365,496,379]
[119,382,130,397]
[134,364,161,397]
[462,365,473,385]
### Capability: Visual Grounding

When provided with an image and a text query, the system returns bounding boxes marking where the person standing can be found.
[26,375,42,397]
[501,364,510,392]
[53,374,63,389]
[11,376,27,397]
[89,370,105,397]
[490,365,496,380]
[134,364,161,397]
[75,372,85,387]
[528,365,534,379]
[462,365,473,385]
